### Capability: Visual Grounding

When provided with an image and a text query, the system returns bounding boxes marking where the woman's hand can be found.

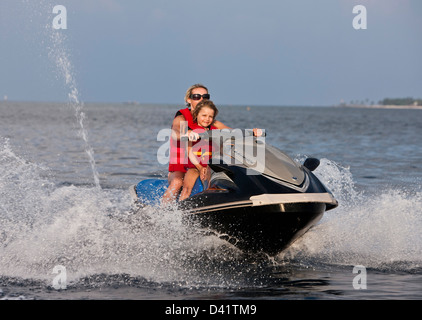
[253,128,264,137]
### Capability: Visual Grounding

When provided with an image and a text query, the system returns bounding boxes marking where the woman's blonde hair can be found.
[192,100,219,124]
[185,84,208,106]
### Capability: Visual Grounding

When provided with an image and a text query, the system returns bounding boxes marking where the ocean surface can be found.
[0,101,421,301]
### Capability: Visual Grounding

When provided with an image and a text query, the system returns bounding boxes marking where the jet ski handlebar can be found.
[181,129,265,142]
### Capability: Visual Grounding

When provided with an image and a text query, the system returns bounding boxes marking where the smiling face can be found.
[196,106,215,128]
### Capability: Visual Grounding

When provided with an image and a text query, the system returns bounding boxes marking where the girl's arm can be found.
[188,143,203,172]
[188,145,208,182]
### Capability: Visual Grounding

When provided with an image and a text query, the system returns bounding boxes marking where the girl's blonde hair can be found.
[185,84,208,106]
[192,100,219,124]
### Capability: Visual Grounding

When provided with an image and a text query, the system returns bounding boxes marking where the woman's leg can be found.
[179,169,199,201]
[162,171,185,203]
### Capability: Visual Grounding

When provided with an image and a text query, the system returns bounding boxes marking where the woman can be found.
[162,84,230,203]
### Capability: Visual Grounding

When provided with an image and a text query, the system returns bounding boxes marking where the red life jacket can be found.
[168,108,217,171]
[169,108,191,170]
[184,112,218,169]
[185,127,217,169]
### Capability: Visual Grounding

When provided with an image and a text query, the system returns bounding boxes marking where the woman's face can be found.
[187,87,209,112]
[196,107,215,128]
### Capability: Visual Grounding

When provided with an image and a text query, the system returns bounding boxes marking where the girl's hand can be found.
[200,167,208,181]
[188,131,200,142]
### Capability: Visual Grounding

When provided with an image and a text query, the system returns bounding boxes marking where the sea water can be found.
[0,102,421,300]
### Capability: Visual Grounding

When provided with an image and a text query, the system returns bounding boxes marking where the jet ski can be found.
[130,129,338,255]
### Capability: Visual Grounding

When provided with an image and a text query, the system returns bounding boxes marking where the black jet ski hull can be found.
[185,200,326,255]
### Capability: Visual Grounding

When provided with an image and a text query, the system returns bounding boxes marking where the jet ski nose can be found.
[303,157,320,171]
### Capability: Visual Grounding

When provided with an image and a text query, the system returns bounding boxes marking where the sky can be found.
[1,0,421,106]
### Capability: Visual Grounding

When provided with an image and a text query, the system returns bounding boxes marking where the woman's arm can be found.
[172,114,194,140]
[171,115,184,140]
[213,120,263,137]
[213,120,232,130]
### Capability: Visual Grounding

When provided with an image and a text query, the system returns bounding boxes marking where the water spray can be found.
[47,4,100,189]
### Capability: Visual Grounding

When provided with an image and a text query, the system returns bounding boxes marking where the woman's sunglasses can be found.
[190,93,210,100]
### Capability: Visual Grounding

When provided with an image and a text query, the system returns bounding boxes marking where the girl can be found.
[179,100,219,201]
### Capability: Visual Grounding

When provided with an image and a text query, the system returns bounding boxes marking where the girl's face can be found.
[196,107,215,128]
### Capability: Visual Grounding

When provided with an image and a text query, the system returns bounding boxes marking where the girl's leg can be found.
[179,169,199,201]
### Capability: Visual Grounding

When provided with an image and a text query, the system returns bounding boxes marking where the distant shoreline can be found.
[339,104,422,110]
[1,100,422,110]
